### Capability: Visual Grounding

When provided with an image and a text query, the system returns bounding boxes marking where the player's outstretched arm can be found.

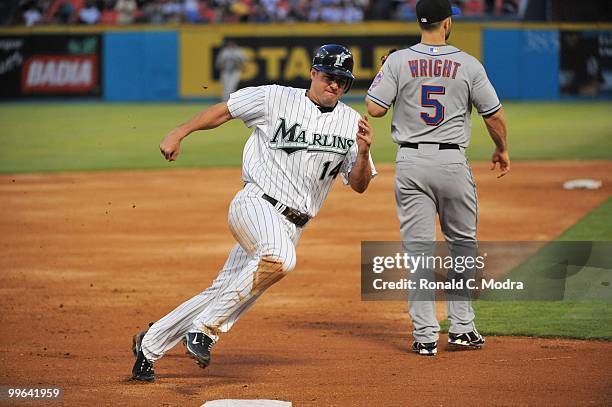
[160,102,233,162]
[349,115,373,193]
[483,107,510,178]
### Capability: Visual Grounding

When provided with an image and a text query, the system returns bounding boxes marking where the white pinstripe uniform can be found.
[141,84,376,362]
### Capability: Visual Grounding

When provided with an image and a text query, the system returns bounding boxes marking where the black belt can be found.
[400,142,460,150]
[262,194,310,228]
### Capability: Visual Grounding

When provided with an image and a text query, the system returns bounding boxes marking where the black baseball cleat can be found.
[411,341,438,356]
[131,330,155,382]
[185,332,214,368]
[448,329,485,348]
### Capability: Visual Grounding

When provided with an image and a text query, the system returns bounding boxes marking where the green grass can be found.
[0,103,247,173]
[444,301,612,340]
[557,197,612,241]
[1,101,611,173]
[440,198,612,340]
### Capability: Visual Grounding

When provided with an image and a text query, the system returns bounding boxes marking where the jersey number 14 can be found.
[420,85,445,126]
[319,160,342,180]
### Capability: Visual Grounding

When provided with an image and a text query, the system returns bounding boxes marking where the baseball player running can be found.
[132,44,376,381]
[366,0,509,356]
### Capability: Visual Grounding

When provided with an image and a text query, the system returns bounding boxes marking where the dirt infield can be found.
[1,161,611,406]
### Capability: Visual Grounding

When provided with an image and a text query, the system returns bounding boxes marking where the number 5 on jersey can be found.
[420,84,445,126]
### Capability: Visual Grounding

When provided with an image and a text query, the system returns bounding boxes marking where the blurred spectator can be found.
[23,1,43,26]
[200,0,220,23]
[260,0,277,17]
[396,1,415,21]
[79,0,101,23]
[98,0,117,24]
[343,1,364,23]
[250,3,272,22]
[115,0,136,23]
[53,0,75,23]
[161,0,183,23]
[461,0,485,16]
[307,1,320,21]
[275,0,290,21]
[320,3,343,22]
[229,1,251,22]
[140,0,164,23]
[183,0,201,22]
[482,0,517,15]
[286,0,308,21]
[502,0,518,14]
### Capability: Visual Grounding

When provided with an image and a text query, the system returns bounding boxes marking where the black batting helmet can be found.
[312,44,355,92]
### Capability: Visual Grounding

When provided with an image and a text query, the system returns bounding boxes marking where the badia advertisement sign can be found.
[0,34,102,99]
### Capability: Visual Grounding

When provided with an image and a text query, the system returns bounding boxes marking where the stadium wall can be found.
[0,23,610,102]
[104,31,178,101]
[483,29,560,100]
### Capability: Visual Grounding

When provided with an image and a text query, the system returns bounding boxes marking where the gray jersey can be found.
[367,43,501,147]
[216,47,246,73]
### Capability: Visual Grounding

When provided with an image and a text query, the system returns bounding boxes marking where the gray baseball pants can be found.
[220,70,241,101]
[394,144,478,343]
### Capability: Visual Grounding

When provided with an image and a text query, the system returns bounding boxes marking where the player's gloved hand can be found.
[159,130,183,162]
[356,115,372,154]
[490,147,510,178]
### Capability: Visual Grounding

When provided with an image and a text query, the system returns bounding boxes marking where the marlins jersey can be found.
[227,84,376,218]
[367,43,501,147]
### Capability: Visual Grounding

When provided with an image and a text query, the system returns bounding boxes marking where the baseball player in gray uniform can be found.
[132,44,376,381]
[216,40,247,101]
[366,0,509,356]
